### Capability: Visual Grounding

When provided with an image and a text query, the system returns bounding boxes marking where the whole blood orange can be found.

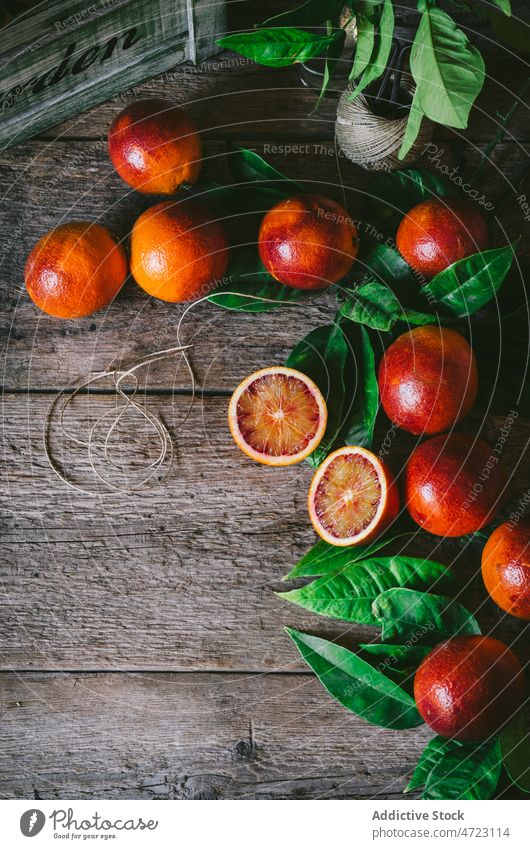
[308,446,400,546]
[396,198,489,280]
[405,433,507,537]
[482,520,530,619]
[414,635,526,740]
[378,325,478,435]
[130,199,229,302]
[25,221,128,319]
[258,194,359,289]
[108,98,202,194]
[228,367,328,466]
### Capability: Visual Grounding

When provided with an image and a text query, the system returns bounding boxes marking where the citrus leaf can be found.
[217,28,342,68]
[349,0,394,98]
[410,8,485,129]
[283,531,415,580]
[358,643,431,688]
[286,628,424,729]
[208,246,314,312]
[349,14,375,80]
[424,737,502,800]
[340,326,378,448]
[372,588,481,642]
[278,556,456,623]
[286,322,349,466]
[340,279,434,330]
[227,144,304,193]
[491,0,511,15]
[398,89,425,161]
[189,179,287,215]
[358,643,431,669]
[369,169,456,231]
[405,736,450,793]
[312,27,346,110]
[406,736,502,799]
[354,238,419,292]
[423,245,515,317]
[500,707,530,793]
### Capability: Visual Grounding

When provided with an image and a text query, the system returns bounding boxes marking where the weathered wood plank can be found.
[0,670,434,799]
[1,393,529,670]
[1,138,528,390]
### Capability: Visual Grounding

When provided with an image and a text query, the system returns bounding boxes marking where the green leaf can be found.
[356,238,418,289]
[490,0,511,15]
[227,144,304,193]
[410,8,485,129]
[398,89,425,161]
[340,326,378,448]
[286,628,424,729]
[405,736,451,792]
[217,28,342,68]
[424,737,502,800]
[359,643,431,670]
[406,736,502,800]
[208,246,315,312]
[340,279,434,330]
[283,532,415,580]
[286,322,349,466]
[500,707,530,793]
[369,169,456,231]
[312,27,346,110]
[349,14,375,80]
[349,0,394,98]
[261,0,344,28]
[372,588,481,642]
[423,244,515,317]
[358,643,431,687]
[189,179,287,215]
[279,556,456,623]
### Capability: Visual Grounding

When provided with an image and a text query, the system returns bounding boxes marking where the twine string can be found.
[44,290,311,495]
[335,80,432,171]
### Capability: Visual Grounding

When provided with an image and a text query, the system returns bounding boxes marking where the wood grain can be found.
[0,670,434,799]
[1,0,529,802]
[1,393,529,671]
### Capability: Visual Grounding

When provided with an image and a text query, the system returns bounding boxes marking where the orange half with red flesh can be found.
[308,446,400,546]
[228,366,328,466]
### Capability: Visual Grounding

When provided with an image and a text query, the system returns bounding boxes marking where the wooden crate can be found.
[0,0,227,149]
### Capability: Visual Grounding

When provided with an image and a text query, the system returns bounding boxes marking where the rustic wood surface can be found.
[0,0,529,799]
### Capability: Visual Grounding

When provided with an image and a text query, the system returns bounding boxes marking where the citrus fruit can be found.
[228,367,327,466]
[108,97,202,194]
[130,198,229,302]
[482,520,530,620]
[258,194,359,290]
[405,433,507,537]
[308,446,400,547]
[378,325,478,435]
[414,636,526,741]
[396,198,489,280]
[25,221,128,319]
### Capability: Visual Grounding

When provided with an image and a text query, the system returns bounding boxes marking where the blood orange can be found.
[308,446,400,546]
[228,367,327,466]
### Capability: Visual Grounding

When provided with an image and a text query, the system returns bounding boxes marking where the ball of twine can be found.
[335,78,432,171]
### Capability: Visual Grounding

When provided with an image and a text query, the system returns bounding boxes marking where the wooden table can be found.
[1,1,529,799]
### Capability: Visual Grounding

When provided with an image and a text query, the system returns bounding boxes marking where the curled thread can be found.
[43,290,307,495]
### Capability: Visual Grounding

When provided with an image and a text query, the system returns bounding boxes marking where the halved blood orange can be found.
[228,366,327,466]
[308,446,400,546]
